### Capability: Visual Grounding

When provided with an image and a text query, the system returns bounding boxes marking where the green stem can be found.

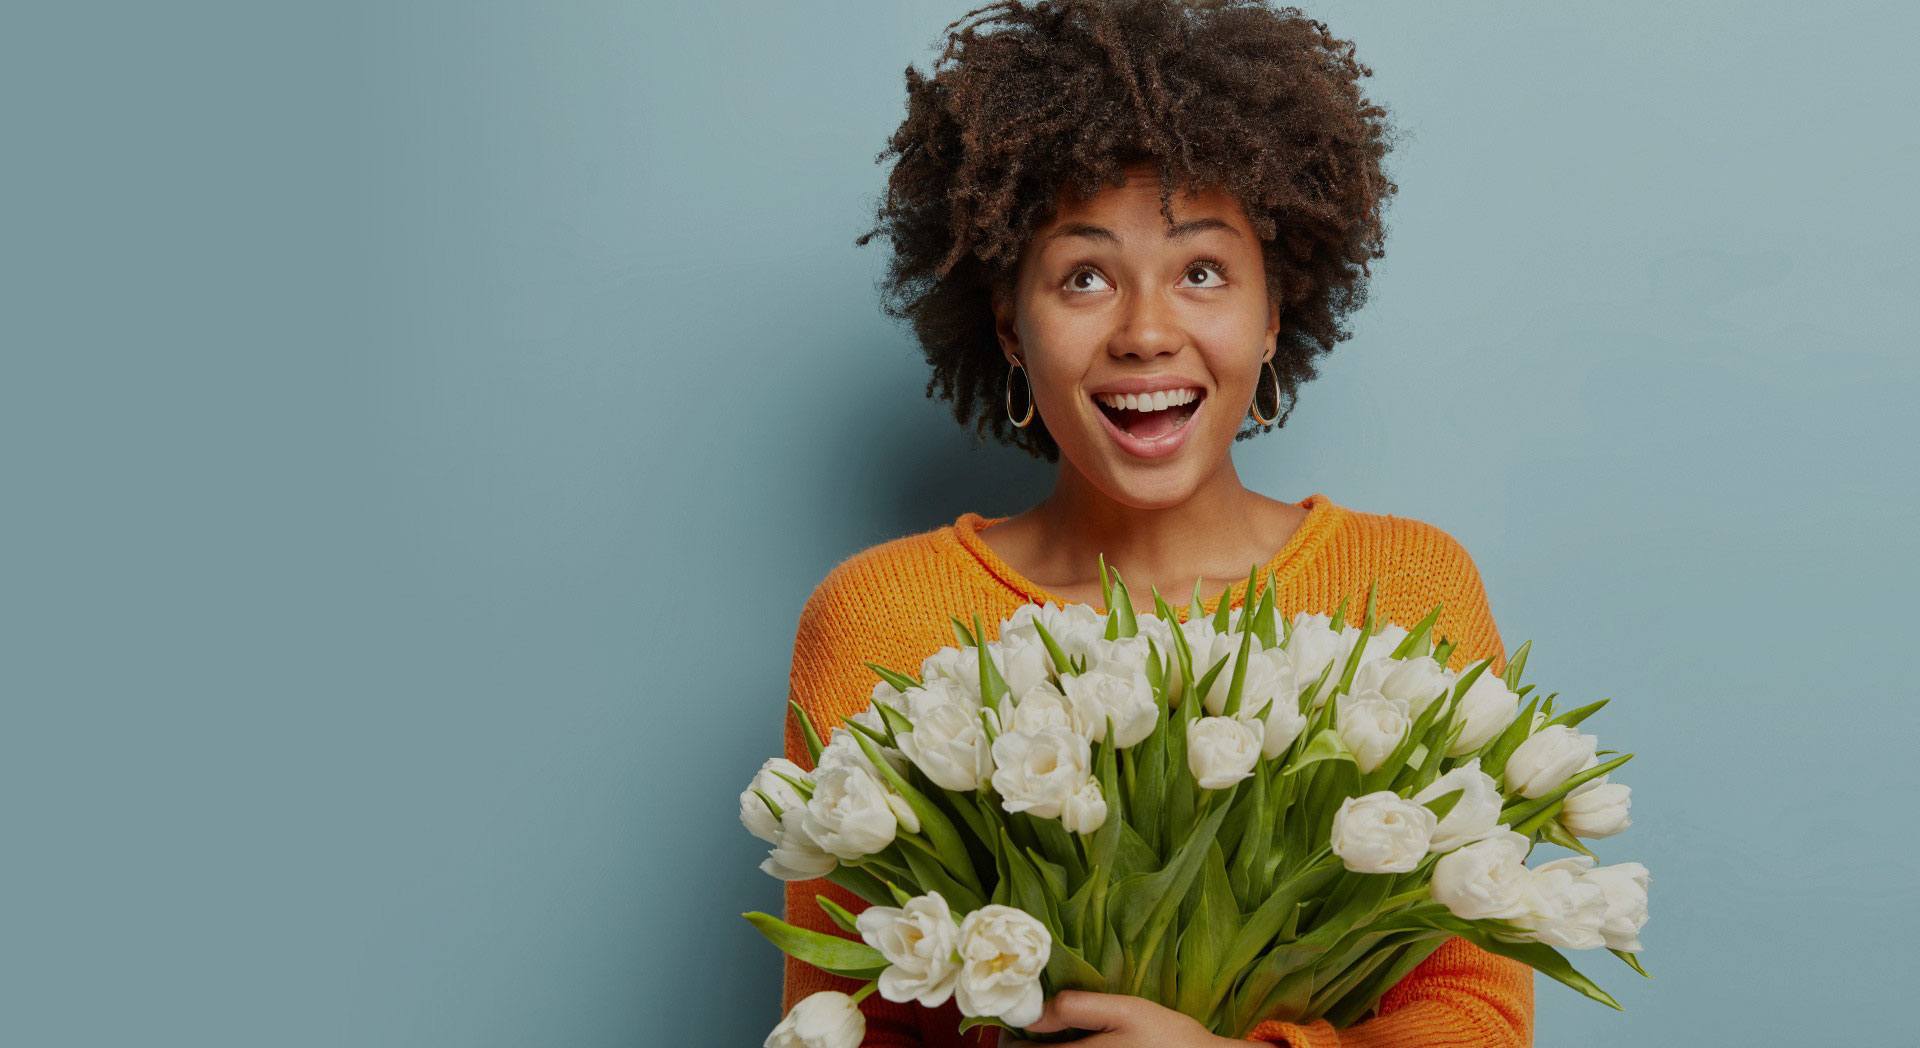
[850,979,879,1005]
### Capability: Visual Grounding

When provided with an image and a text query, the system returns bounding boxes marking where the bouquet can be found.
[742,562,1650,1046]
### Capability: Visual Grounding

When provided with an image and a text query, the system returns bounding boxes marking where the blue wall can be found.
[6,1,1915,1044]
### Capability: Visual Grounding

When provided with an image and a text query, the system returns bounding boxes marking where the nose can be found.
[1107,286,1184,361]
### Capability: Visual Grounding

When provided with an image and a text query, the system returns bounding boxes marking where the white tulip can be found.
[856,891,962,1008]
[991,636,1053,700]
[1283,611,1353,690]
[991,728,1091,819]
[758,804,839,881]
[1560,781,1632,838]
[802,762,909,860]
[1381,657,1455,720]
[920,644,984,699]
[1446,666,1520,757]
[1349,655,1397,699]
[1132,614,1178,668]
[1330,791,1437,873]
[815,727,919,834]
[1412,758,1505,852]
[870,678,908,713]
[765,989,864,1048]
[740,756,811,845]
[1186,715,1262,789]
[1085,633,1152,681]
[897,680,996,791]
[954,904,1051,1026]
[1247,693,1308,760]
[1510,859,1609,950]
[1202,641,1290,718]
[1566,753,1606,797]
[1504,724,1600,799]
[1584,859,1651,952]
[1344,625,1412,692]
[1335,692,1410,774]
[1061,666,1159,747]
[1430,827,1530,919]
[1003,601,1104,666]
[1060,777,1109,835]
[1007,680,1076,735]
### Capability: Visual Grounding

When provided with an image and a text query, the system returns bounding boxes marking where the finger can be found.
[1032,989,1143,1033]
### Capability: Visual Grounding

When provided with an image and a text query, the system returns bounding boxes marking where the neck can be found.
[1025,454,1273,596]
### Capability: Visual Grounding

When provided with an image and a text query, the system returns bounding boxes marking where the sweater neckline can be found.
[948,492,1343,616]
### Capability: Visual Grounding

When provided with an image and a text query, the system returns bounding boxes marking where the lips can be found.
[1091,389,1204,459]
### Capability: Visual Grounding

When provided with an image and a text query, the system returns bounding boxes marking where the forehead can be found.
[1039,163,1252,240]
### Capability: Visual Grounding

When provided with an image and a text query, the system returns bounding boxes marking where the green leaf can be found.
[1029,616,1074,679]
[1420,785,1466,822]
[1536,815,1595,858]
[1109,565,1139,638]
[824,865,892,907]
[1389,604,1445,660]
[1046,936,1109,993]
[1502,639,1532,689]
[1114,797,1232,996]
[1281,727,1357,776]
[998,827,1056,927]
[815,894,860,935]
[1173,844,1236,1021]
[1479,694,1541,780]
[1611,947,1652,978]
[898,833,985,912]
[1327,594,1351,632]
[1360,579,1380,636]
[1222,621,1256,717]
[1213,856,1341,1007]
[1544,697,1611,730]
[788,700,824,764]
[1453,923,1621,1010]
[950,616,977,648]
[1253,569,1279,649]
[974,614,1010,710]
[1211,580,1235,633]
[1502,752,1635,827]
[1235,563,1260,633]
[741,911,888,979]
[865,661,920,695]
[850,732,986,899]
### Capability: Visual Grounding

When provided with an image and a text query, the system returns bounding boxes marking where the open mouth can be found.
[1092,387,1205,443]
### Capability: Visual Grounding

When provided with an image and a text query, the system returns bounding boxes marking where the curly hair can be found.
[854,0,1397,462]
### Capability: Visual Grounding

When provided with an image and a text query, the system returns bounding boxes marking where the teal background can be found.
[5,1,1915,1045]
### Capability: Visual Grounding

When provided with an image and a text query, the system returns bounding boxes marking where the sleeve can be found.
[777,576,981,1048]
[1244,543,1534,1047]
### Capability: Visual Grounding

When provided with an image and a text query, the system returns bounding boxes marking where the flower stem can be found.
[850,979,879,1005]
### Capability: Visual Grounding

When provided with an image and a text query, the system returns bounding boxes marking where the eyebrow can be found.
[1044,217,1243,244]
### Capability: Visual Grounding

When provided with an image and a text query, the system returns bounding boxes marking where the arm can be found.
[778,578,981,1048]
[1246,549,1534,1047]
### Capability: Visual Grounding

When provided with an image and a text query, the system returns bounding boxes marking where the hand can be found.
[1000,990,1246,1047]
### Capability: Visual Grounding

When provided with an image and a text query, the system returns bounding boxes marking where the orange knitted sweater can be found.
[779,493,1534,1047]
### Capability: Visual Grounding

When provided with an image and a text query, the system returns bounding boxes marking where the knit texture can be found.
[778,493,1534,1047]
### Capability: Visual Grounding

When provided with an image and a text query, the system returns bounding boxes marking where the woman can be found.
[779,2,1531,1044]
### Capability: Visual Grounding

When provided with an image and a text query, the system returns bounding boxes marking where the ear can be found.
[992,284,1023,365]
[1264,296,1282,362]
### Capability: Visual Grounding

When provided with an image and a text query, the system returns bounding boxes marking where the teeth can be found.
[1094,388,1200,412]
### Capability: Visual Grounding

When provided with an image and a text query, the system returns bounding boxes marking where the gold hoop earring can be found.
[1248,358,1284,426]
[1006,358,1035,428]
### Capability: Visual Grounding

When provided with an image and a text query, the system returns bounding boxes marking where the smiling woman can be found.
[779,2,1533,1046]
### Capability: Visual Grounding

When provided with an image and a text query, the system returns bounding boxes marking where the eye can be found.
[1180,258,1230,288]
[1063,266,1113,294]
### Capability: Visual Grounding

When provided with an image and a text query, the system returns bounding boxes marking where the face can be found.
[993,161,1281,508]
